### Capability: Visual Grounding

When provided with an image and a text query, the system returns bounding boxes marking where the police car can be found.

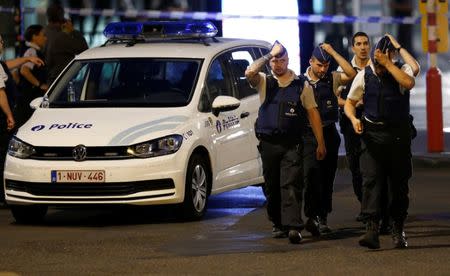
[4,21,271,223]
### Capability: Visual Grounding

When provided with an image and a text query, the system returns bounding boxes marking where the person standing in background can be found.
[44,2,88,84]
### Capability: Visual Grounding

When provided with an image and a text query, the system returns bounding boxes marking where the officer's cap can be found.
[370,36,396,65]
[312,44,331,63]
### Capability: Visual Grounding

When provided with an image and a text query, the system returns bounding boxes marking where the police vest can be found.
[363,63,410,124]
[255,75,306,138]
[310,72,338,125]
[0,61,18,113]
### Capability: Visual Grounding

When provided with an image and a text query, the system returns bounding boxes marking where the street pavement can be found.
[0,167,449,275]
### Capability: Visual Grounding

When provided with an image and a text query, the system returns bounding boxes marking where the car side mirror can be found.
[211,96,240,117]
[30,97,44,110]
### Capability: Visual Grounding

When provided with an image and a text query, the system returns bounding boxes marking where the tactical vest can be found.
[309,72,338,125]
[0,61,18,113]
[255,75,306,139]
[363,63,410,124]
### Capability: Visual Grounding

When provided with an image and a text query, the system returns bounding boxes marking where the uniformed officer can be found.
[338,33,420,232]
[337,32,370,209]
[303,43,356,235]
[0,34,44,204]
[344,35,416,249]
[245,41,326,244]
[16,24,49,128]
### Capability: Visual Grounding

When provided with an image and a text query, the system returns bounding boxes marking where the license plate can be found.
[51,170,105,183]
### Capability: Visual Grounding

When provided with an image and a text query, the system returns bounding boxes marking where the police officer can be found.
[303,43,356,235]
[245,41,326,244]
[339,33,420,232]
[337,32,370,211]
[0,34,44,205]
[17,24,49,128]
[344,35,416,249]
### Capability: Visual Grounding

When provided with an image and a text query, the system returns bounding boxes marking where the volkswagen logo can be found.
[72,144,87,161]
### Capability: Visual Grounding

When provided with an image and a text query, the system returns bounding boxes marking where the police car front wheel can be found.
[181,154,210,220]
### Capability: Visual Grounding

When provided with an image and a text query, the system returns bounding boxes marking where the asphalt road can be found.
[0,168,449,275]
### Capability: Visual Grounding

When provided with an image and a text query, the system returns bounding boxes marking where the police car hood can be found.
[17,108,191,147]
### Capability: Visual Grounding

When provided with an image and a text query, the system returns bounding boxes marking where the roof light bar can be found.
[103,21,218,39]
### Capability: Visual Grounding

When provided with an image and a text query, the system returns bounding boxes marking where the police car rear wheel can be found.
[10,205,48,224]
[182,154,210,220]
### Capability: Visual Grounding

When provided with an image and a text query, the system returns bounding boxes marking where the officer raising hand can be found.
[302,42,355,236]
[245,40,325,244]
[344,35,416,250]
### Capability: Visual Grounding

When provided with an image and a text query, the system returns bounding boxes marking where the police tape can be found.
[0,6,429,24]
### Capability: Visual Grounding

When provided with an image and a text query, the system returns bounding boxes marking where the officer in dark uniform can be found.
[17,24,48,128]
[0,34,44,204]
[344,35,416,249]
[245,41,326,244]
[303,43,356,235]
[337,32,370,210]
[337,33,393,233]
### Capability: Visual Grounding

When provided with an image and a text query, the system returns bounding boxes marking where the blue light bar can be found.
[103,21,218,39]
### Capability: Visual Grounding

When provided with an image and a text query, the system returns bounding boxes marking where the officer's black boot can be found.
[392,221,408,248]
[318,216,332,234]
[305,216,320,237]
[359,220,380,249]
[379,217,393,235]
[272,224,288,238]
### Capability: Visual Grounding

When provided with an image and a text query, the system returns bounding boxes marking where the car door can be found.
[227,47,265,181]
[200,54,254,190]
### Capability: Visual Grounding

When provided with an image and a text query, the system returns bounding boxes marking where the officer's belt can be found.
[257,132,301,144]
[363,117,409,129]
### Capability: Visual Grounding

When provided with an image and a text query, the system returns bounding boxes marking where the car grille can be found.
[5,179,175,196]
[30,146,132,160]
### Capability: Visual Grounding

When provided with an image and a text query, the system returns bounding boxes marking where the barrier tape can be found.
[0,6,428,24]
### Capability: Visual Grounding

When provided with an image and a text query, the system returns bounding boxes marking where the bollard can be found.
[426,66,444,152]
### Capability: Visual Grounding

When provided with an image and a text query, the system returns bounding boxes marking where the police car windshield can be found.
[47,58,201,107]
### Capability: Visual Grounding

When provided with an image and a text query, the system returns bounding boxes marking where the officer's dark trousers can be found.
[360,122,412,222]
[304,124,341,218]
[339,115,363,202]
[259,139,304,230]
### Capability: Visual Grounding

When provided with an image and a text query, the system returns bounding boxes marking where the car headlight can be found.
[8,136,36,159]
[127,135,183,158]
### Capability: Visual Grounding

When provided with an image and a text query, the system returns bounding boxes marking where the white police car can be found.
[4,21,271,223]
